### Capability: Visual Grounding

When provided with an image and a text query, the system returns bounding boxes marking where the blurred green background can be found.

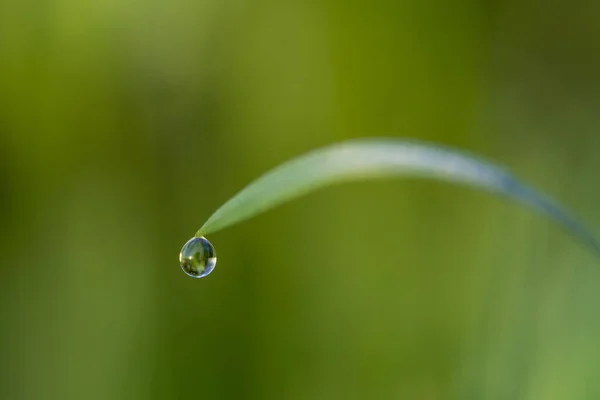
[1,0,600,398]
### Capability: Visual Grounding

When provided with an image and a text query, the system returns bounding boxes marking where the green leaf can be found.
[197,138,600,256]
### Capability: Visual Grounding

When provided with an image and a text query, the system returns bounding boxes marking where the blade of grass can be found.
[196,138,599,256]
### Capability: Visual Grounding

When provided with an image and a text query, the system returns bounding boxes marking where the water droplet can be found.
[179,236,217,278]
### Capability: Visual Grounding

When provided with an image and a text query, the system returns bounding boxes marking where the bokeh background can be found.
[1,0,600,399]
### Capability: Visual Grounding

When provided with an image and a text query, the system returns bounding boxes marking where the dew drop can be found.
[179,236,217,278]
